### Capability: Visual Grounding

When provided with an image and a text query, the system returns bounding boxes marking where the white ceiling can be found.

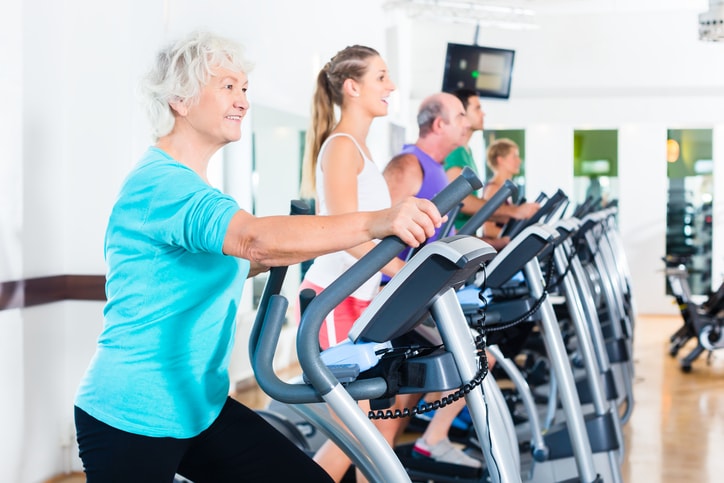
[384,0,709,20]
[382,0,711,36]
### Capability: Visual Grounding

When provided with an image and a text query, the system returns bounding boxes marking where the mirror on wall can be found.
[573,129,619,212]
[483,129,526,201]
[666,128,713,296]
[249,106,309,309]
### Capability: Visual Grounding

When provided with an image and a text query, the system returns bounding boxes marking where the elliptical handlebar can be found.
[499,191,547,239]
[404,201,462,262]
[249,199,313,363]
[299,167,482,394]
[457,179,518,237]
[503,189,568,240]
[251,167,482,403]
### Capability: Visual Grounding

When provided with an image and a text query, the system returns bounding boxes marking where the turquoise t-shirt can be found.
[75,147,249,438]
[444,146,481,230]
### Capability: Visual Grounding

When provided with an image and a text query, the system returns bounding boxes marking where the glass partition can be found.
[250,106,308,307]
[573,129,619,210]
[666,128,713,296]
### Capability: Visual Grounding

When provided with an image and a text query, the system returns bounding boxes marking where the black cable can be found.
[546,242,580,291]
[367,316,491,420]
[472,256,554,335]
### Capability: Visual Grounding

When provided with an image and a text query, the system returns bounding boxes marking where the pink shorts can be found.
[297,280,372,350]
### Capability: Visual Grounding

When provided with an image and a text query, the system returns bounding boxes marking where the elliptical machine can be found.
[664,254,724,372]
[250,169,526,482]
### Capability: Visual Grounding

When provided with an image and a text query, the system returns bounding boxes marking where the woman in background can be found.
[299,45,402,350]
[482,138,523,239]
[298,45,423,482]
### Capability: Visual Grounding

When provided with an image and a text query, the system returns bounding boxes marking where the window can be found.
[666,129,713,296]
[573,129,619,210]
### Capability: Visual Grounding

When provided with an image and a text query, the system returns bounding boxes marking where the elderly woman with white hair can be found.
[73,31,443,482]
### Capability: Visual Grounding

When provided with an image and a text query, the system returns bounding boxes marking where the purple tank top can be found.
[400,144,449,203]
[390,144,451,268]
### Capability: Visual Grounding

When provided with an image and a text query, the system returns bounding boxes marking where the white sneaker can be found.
[412,437,482,468]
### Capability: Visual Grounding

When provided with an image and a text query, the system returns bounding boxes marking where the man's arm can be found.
[383,153,424,205]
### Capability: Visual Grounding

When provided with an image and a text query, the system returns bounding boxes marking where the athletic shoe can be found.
[412,437,482,468]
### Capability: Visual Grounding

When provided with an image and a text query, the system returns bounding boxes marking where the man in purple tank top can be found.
[384,92,470,244]
[381,93,486,469]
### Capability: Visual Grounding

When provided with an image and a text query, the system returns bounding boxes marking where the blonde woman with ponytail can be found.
[299,45,403,351]
[298,45,419,482]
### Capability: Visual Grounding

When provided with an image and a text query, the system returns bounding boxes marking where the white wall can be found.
[0,0,22,282]
[0,311,24,482]
[618,124,670,312]
[1,0,25,480]
[3,0,723,480]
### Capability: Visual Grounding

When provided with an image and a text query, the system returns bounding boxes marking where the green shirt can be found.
[444,146,481,230]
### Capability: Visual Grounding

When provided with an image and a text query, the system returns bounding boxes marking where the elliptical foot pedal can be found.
[395,443,484,483]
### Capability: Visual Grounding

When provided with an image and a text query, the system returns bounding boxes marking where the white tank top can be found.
[303,133,391,300]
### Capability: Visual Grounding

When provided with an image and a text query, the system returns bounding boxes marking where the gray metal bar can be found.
[554,242,609,415]
[566,236,613,375]
[286,402,385,482]
[524,258,598,482]
[555,233,624,482]
[430,288,523,483]
[487,344,549,463]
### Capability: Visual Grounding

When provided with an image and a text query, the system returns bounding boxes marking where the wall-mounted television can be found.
[442,43,515,100]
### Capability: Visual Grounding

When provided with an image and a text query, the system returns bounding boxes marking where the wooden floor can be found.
[234,314,724,483]
[621,314,724,483]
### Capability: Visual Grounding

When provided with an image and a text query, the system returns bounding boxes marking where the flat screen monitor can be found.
[442,43,515,99]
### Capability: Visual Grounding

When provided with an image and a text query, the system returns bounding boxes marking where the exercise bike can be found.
[664,254,724,372]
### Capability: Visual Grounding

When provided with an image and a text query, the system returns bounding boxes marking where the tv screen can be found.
[442,43,515,99]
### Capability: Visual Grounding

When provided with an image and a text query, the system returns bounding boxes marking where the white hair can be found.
[140,31,254,141]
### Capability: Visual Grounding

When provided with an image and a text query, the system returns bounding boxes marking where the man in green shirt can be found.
[443,88,538,248]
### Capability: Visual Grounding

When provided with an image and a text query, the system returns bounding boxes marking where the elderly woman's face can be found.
[186,67,249,145]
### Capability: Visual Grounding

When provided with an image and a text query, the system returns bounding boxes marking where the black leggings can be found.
[75,398,333,483]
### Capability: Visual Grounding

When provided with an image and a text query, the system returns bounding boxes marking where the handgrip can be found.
[404,202,462,262]
[298,288,316,316]
[457,179,518,237]
[249,200,313,361]
[290,199,312,216]
[504,189,568,239]
[499,191,546,239]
